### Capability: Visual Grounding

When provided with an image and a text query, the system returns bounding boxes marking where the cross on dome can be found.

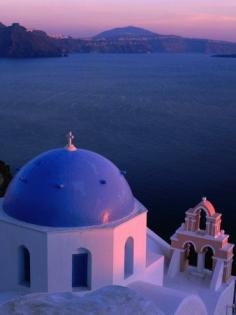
[67,131,74,146]
[66,131,77,151]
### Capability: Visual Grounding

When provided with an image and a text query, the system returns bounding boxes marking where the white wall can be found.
[214,278,235,315]
[47,212,148,292]
[113,211,147,284]
[47,226,114,292]
[0,220,48,292]
[129,281,207,315]
[0,206,155,294]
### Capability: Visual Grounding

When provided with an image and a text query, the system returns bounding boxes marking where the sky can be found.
[0,0,235,41]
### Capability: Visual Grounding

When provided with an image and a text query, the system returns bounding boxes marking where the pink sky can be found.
[0,0,235,41]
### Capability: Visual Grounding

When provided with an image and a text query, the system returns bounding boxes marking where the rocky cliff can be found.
[0,23,62,58]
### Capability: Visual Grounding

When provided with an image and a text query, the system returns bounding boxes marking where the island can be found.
[1,23,236,58]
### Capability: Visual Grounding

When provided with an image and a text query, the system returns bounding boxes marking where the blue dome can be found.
[3,147,135,227]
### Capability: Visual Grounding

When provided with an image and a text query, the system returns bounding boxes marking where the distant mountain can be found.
[1,23,236,57]
[93,26,158,39]
[87,26,236,54]
[0,23,62,58]
[57,26,236,55]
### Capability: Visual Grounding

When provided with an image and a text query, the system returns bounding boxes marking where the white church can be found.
[0,133,235,315]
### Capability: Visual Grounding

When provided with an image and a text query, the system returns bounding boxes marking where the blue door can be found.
[72,253,88,287]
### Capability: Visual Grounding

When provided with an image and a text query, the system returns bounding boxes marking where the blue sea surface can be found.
[0,53,235,247]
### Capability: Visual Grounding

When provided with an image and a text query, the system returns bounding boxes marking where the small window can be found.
[124,237,134,279]
[19,246,31,287]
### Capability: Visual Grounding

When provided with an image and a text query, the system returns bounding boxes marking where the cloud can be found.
[189,13,236,24]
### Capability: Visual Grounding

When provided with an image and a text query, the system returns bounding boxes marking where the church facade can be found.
[0,134,235,314]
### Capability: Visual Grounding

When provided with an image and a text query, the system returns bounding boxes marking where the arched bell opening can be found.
[202,246,214,270]
[184,242,197,267]
[198,209,207,231]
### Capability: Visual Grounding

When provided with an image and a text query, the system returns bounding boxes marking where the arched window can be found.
[72,248,91,289]
[124,237,134,279]
[19,246,31,286]
[184,242,197,267]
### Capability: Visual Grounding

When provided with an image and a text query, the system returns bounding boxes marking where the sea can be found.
[0,53,235,254]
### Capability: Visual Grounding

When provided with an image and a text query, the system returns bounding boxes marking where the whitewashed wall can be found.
[0,219,48,292]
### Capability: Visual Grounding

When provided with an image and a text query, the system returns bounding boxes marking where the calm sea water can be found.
[0,53,236,250]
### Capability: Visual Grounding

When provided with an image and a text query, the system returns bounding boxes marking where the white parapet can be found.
[210,259,224,291]
[167,249,182,279]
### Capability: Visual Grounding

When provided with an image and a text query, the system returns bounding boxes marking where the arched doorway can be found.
[18,246,31,286]
[184,242,197,267]
[202,246,214,270]
[72,248,91,289]
[124,237,134,279]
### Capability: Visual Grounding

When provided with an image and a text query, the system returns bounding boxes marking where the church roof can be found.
[3,136,135,227]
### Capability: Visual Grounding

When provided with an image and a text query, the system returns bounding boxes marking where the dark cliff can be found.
[0,23,62,58]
